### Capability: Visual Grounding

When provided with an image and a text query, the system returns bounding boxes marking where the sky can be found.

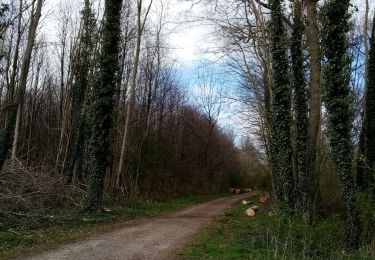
[41,0,216,64]
[17,0,375,65]
[40,0,373,68]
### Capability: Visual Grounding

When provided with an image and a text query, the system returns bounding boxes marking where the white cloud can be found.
[41,0,215,65]
[151,0,217,64]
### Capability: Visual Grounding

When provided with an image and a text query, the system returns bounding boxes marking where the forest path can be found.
[26,192,255,260]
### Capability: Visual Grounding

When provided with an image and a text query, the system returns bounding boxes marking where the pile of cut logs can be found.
[229,188,252,194]
[243,195,270,217]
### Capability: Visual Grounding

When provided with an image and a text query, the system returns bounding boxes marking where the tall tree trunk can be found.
[10,104,22,163]
[0,0,43,170]
[357,0,370,190]
[320,0,360,248]
[10,0,25,164]
[7,0,23,105]
[292,0,308,212]
[269,0,295,209]
[360,14,375,193]
[56,18,76,169]
[305,0,322,209]
[116,21,142,188]
[64,0,95,183]
[84,0,123,211]
[116,0,153,188]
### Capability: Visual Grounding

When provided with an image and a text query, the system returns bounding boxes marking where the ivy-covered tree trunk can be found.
[0,4,8,41]
[358,15,375,193]
[84,0,123,211]
[320,0,360,248]
[64,0,96,183]
[292,0,308,213]
[0,2,15,166]
[269,0,295,209]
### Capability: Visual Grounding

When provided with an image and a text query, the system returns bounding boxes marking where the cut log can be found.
[246,208,256,217]
[260,196,269,204]
[235,188,241,194]
[229,188,235,193]
[250,205,260,212]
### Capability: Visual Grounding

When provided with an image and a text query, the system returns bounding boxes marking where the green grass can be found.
[182,195,375,260]
[0,193,225,259]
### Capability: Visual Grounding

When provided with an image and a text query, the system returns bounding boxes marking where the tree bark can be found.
[305,0,322,209]
[360,13,375,193]
[357,0,370,190]
[292,0,309,212]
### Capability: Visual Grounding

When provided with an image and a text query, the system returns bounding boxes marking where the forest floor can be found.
[7,192,253,259]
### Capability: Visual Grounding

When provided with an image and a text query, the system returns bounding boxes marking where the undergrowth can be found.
[182,195,375,259]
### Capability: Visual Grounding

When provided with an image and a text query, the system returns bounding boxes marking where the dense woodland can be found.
[0,0,263,219]
[0,0,374,253]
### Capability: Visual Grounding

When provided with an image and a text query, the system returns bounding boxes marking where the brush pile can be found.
[0,162,85,228]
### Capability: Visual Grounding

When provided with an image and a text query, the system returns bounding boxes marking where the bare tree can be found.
[0,0,43,170]
[116,0,154,188]
[194,68,225,191]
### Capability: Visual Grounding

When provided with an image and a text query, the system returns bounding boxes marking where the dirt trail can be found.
[24,193,254,260]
